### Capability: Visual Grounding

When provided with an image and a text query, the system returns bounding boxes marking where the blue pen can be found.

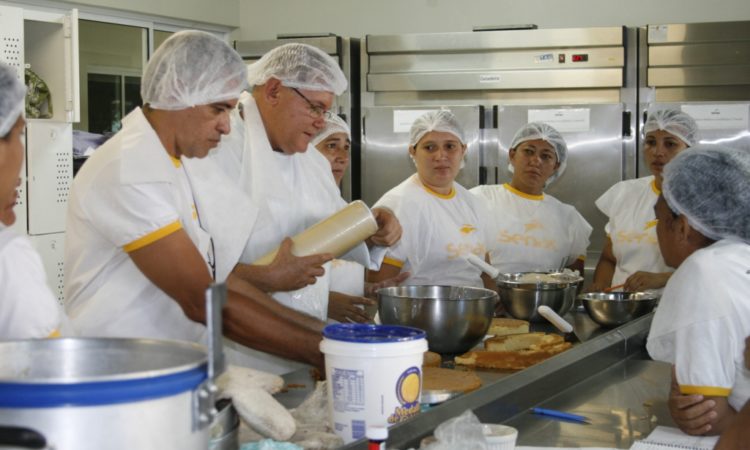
[531,407,590,424]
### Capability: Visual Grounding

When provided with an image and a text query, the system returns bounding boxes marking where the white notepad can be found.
[629,426,719,450]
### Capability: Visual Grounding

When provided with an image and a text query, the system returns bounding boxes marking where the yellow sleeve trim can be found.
[47,329,61,338]
[123,221,183,253]
[680,385,731,397]
[383,257,405,268]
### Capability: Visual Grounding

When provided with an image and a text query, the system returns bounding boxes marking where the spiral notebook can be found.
[629,426,719,450]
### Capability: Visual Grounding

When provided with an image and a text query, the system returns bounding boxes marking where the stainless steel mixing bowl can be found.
[377,285,498,354]
[495,272,583,322]
[579,291,659,327]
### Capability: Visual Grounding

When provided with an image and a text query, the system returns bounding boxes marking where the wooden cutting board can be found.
[422,366,482,393]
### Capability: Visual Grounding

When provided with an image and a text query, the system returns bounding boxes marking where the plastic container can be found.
[320,324,428,444]
[253,200,377,265]
[366,425,388,450]
[483,424,518,450]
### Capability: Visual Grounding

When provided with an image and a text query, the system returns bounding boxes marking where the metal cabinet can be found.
[0,4,79,302]
[361,105,484,205]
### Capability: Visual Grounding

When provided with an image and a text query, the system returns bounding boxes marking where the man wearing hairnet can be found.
[471,122,592,275]
[64,31,327,371]
[646,144,750,436]
[0,62,68,339]
[590,109,698,292]
[209,43,401,373]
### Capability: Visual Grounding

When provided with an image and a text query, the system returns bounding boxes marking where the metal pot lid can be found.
[0,338,207,384]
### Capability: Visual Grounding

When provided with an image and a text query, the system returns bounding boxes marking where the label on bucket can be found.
[332,368,366,412]
[389,366,421,424]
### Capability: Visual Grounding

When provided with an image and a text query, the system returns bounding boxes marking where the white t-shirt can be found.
[375,174,493,288]
[0,227,67,339]
[647,239,750,411]
[64,108,211,343]
[595,176,671,285]
[471,183,592,273]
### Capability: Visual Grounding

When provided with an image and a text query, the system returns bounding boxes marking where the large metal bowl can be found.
[579,292,659,327]
[495,272,583,322]
[377,285,498,354]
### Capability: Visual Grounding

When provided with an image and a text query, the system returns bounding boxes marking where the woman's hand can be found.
[623,271,671,291]
[364,271,410,298]
[327,292,376,323]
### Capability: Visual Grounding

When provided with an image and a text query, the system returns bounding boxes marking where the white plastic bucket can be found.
[320,324,428,444]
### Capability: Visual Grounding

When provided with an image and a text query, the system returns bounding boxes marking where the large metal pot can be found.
[0,285,228,450]
[377,285,498,354]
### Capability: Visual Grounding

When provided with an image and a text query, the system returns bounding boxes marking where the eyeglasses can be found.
[290,87,329,119]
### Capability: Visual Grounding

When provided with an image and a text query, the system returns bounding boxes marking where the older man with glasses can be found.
[209,43,402,374]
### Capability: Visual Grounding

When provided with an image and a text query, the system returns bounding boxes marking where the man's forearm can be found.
[231,263,277,293]
[222,289,324,370]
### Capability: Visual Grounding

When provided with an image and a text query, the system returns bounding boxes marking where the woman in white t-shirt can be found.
[647,144,750,436]
[471,122,591,275]
[368,109,495,289]
[0,62,67,339]
[589,109,698,292]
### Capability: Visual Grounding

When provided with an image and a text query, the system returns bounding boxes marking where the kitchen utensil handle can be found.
[0,426,47,449]
[603,283,625,293]
[206,283,227,380]
[531,407,589,423]
[466,253,500,279]
[537,305,573,333]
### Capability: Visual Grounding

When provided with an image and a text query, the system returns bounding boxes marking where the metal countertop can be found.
[277,310,672,449]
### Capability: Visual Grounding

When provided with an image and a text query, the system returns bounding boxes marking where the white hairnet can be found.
[246,43,347,95]
[409,109,465,147]
[0,62,26,137]
[141,30,247,110]
[311,113,350,147]
[508,122,568,186]
[662,144,750,243]
[643,109,698,147]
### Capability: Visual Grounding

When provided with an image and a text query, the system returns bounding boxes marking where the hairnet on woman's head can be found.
[662,144,750,243]
[409,109,465,147]
[141,30,247,110]
[643,109,698,147]
[246,43,347,95]
[508,122,568,185]
[0,62,26,137]
[311,113,350,147]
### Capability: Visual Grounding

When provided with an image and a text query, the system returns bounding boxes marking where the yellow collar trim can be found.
[170,155,182,168]
[503,183,543,201]
[422,184,456,199]
[651,179,661,195]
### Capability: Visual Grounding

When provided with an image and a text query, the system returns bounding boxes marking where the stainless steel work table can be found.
[278,311,675,449]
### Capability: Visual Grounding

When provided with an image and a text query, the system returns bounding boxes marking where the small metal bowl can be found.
[377,285,498,354]
[495,272,583,322]
[579,292,659,327]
